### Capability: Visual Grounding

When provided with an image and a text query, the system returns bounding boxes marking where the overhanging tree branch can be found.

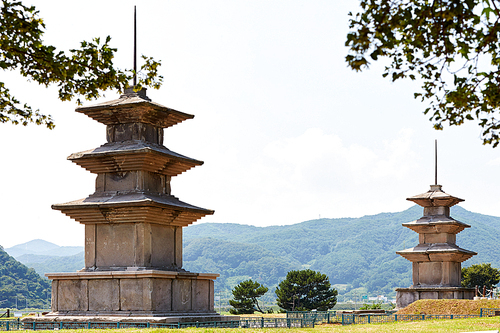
[0,0,163,129]
[347,0,500,147]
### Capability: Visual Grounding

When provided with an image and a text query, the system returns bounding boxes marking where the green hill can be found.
[4,205,499,302]
[0,246,51,309]
[16,252,84,277]
[182,205,500,296]
[183,238,301,292]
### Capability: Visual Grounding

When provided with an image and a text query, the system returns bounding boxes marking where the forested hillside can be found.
[183,237,301,291]
[5,205,500,302]
[15,252,84,277]
[0,246,51,308]
[182,205,500,296]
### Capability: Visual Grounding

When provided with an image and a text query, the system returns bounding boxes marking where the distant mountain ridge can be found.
[181,205,500,296]
[3,205,499,298]
[5,239,83,258]
[15,252,84,277]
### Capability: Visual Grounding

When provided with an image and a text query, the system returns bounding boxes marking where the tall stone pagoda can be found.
[39,88,225,321]
[395,184,476,309]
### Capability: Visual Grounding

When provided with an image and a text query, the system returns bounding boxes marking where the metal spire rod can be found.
[435,139,438,185]
[133,6,137,87]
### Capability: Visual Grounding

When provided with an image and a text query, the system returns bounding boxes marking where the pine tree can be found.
[275,269,337,311]
[229,279,268,314]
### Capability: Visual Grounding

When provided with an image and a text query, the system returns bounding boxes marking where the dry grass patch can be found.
[397,299,500,315]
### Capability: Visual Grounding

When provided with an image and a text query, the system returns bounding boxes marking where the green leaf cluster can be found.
[0,0,163,129]
[228,279,268,314]
[346,0,500,147]
[275,269,337,311]
[461,263,500,289]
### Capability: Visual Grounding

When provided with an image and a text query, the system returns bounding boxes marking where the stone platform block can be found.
[46,270,217,316]
[22,314,238,326]
[395,287,475,309]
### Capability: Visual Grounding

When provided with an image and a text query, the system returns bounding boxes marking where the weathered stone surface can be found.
[75,89,194,128]
[57,280,88,312]
[95,224,135,268]
[81,223,183,271]
[192,279,210,311]
[172,279,192,312]
[418,262,443,286]
[396,184,476,308]
[48,89,219,320]
[120,279,145,311]
[150,225,177,268]
[23,314,237,324]
[420,233,455,244]
[54,197,212,227]
[51,280,58,312]
[106,123,164,144]
[70,143,202,177]
[407,184,463,207]
[85,225,96,269]
[46,271,219,316]
[152,278,172,311]
[396,287,475,309]
[420,291,438,300]
[88,279,119,311]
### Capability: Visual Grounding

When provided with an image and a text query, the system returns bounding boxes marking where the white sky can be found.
[1,0,500,248]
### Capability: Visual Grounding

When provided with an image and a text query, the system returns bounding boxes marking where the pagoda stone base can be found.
[22,314,237,327]
[45,270,219,317]
[396,287,475,309]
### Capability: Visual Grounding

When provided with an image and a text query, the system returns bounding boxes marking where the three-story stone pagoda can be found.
[41,88,224,322]
[395,184,476,309]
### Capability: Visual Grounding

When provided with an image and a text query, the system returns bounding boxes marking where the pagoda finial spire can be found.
[435,139,438,185]
[133,5,137,88]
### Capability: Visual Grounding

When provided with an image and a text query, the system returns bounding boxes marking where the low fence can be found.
[340,313,480,325]
[0,309,497,330]
[480,308,500,317]
[287,311,340,324]
[0,321,22,331]
[239,317,314,328]
[287,308,500,326]
[0,317,314,331]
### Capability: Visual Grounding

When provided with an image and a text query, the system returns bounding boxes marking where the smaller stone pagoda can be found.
[395,184,476,309]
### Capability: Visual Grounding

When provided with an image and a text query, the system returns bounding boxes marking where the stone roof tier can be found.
[68,141,203,176]
[397,243,477,263]
[76,88,194,128]
[52,192,214,227]
[402,218,470,234]
[407,184,464,208]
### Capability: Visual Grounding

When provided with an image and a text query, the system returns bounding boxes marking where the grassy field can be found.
[9,300,500,332]
[12,317,498,333]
